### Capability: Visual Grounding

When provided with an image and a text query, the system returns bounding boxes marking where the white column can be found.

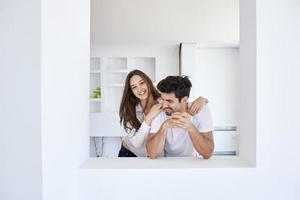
[0,1,42,200]
[41,0,90,199]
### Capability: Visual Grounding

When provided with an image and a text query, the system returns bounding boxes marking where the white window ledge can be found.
[80,156,254,170]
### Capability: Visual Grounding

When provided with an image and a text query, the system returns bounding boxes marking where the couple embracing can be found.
[119,70,214,159]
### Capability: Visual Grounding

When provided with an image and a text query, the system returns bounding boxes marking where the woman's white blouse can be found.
[122,104,150,157]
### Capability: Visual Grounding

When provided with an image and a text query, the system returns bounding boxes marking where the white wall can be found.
[238,0,257,164]
[256,0,300,173]
[91,0,239,45]
[81,1,300,200]
[91,0,239,77]
[0,0,90,199]
[0,1,42,200]
[41,0,90,199]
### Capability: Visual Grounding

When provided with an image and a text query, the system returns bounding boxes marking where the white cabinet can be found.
[89,57,156,137]
[181,43,239,155]
[213,128,238,155]
[181,44,239,126]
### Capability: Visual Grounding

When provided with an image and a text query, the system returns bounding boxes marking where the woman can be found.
[118,70,208,157]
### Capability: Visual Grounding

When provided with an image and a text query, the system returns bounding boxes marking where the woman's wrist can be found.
[144,116,151,126]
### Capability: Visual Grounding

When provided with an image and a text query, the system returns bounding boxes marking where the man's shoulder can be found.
[151,111,171,129]
[150,111,168,133]
[191,104,212,122]
[191,104,214,132]
[154,111,168,121]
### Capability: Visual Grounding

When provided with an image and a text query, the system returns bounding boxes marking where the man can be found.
[146,76,214,159]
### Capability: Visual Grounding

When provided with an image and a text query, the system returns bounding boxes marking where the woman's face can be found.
[129,75,149,101]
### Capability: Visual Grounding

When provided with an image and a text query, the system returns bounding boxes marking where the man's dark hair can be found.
[157,76,192,102]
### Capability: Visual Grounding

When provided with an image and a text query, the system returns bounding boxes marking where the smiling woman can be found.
[118,69,161,157]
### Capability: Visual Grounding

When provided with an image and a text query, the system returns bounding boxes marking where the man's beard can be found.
[163,107,173,116]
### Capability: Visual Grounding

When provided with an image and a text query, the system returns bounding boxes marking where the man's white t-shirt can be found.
[149,104,213,157]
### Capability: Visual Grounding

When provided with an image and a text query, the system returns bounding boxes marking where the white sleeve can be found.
[125,121,151,148]
[196,105,214,132]
[149,113,164,134]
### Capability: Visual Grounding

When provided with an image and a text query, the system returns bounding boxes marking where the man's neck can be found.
[179,102,188,113]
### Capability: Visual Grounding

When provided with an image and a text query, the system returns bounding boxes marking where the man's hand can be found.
[162,118,180,129]
[171,112,214,159]
[170,112,194,130]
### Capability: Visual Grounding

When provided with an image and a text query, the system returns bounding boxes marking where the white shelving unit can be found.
[89,57,156,137]
[90,58,101,114]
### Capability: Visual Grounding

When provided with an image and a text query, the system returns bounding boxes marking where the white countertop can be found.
[80,156,253,170]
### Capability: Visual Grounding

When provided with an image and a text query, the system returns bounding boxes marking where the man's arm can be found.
[172,112,214,159]
[146,119,178,159]
[146,127,166,159]
[187,126,214,159]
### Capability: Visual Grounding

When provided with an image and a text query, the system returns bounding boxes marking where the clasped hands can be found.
[162,112,195,131]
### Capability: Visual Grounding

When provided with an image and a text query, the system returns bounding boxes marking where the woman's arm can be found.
[124,121,151,148]
[188,96,208,116]
[125,103,162,148]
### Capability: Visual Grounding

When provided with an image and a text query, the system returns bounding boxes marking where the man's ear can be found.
[182,96,189,103]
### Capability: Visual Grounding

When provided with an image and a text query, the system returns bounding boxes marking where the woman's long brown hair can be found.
[119,70,161,133]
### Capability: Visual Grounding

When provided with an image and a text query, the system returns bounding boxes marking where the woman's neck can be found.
[140,95,155,114]
[140,99,147,109]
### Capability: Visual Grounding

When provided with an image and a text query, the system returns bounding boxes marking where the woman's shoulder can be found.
[135,103,143,112]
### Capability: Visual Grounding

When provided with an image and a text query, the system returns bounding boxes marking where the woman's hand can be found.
[188,96,208,116]
[144,103,163,125]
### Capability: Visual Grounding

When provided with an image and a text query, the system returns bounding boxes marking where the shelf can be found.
[90,101,101,113]
[106,72,127,85]
[90,74,101,98]
[90,98,101,102]
[90,70,101,73]
[106,57,126,70]
[107,84,124,87]
[107,70,127,73]
[90,58,101,70]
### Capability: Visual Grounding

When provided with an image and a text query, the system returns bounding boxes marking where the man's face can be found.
[160,93,181,116]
